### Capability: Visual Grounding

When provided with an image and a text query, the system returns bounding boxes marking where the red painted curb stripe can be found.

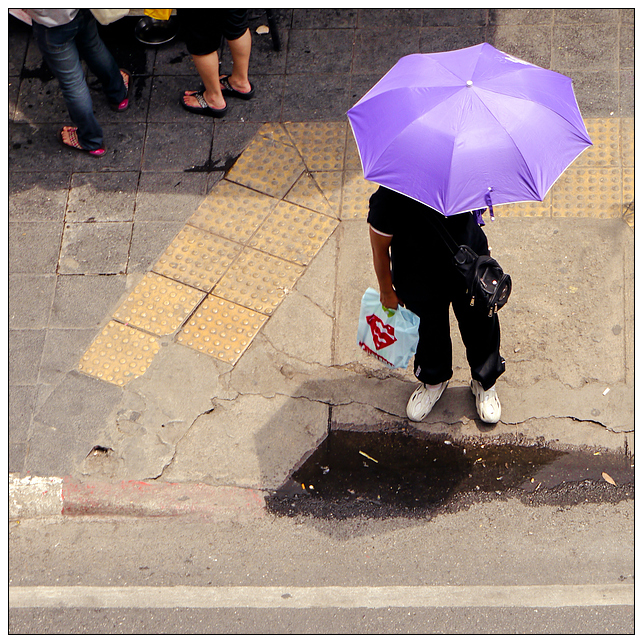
[61,477,265,518]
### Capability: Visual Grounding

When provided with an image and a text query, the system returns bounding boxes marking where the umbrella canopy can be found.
[347,43,592,216]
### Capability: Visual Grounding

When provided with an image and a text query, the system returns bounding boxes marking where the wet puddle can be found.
[266,429,634,519]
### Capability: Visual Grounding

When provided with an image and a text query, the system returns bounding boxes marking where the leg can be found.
[405,295,454,386]
[223,27,252,94]
[452,289,505,391]
[186,52,227,110]
[73,10,126,105]
[177,9,227,111]
[32,15,104,150]
[403,295,453,422]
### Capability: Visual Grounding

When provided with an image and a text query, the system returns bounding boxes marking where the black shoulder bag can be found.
[426,214,512,317]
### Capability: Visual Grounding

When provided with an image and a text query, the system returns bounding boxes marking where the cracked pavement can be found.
[74,216,632,492]
[9,10,634,497]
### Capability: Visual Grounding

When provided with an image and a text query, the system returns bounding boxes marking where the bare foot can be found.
[60,126,81,148]
[220,74,252,95]
[183,90,226,111]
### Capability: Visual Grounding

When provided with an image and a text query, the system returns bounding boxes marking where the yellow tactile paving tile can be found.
[551,167,623,219]
[79,320,160,386]
[152,225,241,292]
[284,121,347,172]
[249,200,338,265]
[345,132,363,171]
[113,272,204,337]
[226,135,305,199]
[340,170,378,220]
[621,118,633,168]
[311,171,343,217]
[283,171,335,217]
[176,295,268,364]
[494,193,552,218]
[576,118,620,167]
[255,122,295,148]
[499,117,630,220]
[189,180,279,244]
[623,167,634,206]
[213,248,305,315]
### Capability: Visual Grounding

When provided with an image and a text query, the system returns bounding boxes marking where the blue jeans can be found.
[32,9,126,150]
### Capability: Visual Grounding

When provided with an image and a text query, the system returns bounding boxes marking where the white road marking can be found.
[10,584,633,609]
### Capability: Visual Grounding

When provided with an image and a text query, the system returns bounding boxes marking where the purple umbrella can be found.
[347,43,592,216]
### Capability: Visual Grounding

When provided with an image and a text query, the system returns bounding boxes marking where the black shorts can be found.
[178,9,249,56]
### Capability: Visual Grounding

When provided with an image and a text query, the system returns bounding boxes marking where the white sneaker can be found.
[406,381,448,422]
[470,380,501,423]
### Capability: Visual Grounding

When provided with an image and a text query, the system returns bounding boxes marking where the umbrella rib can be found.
[475,69,590,137]
[426,56,471,85]
[472,91,540,197]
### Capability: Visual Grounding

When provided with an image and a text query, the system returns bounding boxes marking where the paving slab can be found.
[48,274,128,329]
[59,222,133,275]
[9,221,62,274]
[135,172,209,221]
[9,330,47,386]
[142,122,213,172]
[9,274,57,329]
[161,393,330,490]
[65,171,139,222]
[9,171,72,223]
[28,371,125,475]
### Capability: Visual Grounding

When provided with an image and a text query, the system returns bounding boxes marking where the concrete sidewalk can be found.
[9,9,634,518]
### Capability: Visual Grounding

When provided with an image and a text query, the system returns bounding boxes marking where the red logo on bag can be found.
[366,314,397,350]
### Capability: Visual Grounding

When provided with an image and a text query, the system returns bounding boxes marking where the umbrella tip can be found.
[466,80,473,87]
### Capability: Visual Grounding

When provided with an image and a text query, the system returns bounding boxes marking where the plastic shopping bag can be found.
[356,287,420,369]
[90,9,130,25]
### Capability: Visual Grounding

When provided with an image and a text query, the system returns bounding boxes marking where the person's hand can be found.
[380,288,402,311]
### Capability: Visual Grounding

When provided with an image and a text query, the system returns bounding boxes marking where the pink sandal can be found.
[57,126,106,156]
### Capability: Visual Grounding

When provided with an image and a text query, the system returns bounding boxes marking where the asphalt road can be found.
[9,495,633,634]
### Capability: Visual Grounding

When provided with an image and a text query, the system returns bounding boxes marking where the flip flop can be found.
[180,91,228,117]
[219,75,255,100]
[110,68,131,112]
[57,126,106,156]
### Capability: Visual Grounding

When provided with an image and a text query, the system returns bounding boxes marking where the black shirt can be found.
[367,186,489,302]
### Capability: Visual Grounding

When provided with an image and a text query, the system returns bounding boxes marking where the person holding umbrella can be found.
[368,186,504,423]
[350,43,592,423]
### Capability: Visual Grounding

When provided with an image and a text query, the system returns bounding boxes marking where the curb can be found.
[9,475,266,520]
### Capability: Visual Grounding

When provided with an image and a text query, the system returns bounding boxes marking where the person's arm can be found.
[369,226,402,310]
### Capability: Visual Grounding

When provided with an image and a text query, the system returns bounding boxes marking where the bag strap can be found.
[423,211,460,256]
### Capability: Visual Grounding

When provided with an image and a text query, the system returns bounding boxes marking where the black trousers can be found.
[403,283,505,391]
[395,227,505,391]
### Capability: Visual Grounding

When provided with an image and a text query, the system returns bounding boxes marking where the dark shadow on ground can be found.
[264,405,634,528]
